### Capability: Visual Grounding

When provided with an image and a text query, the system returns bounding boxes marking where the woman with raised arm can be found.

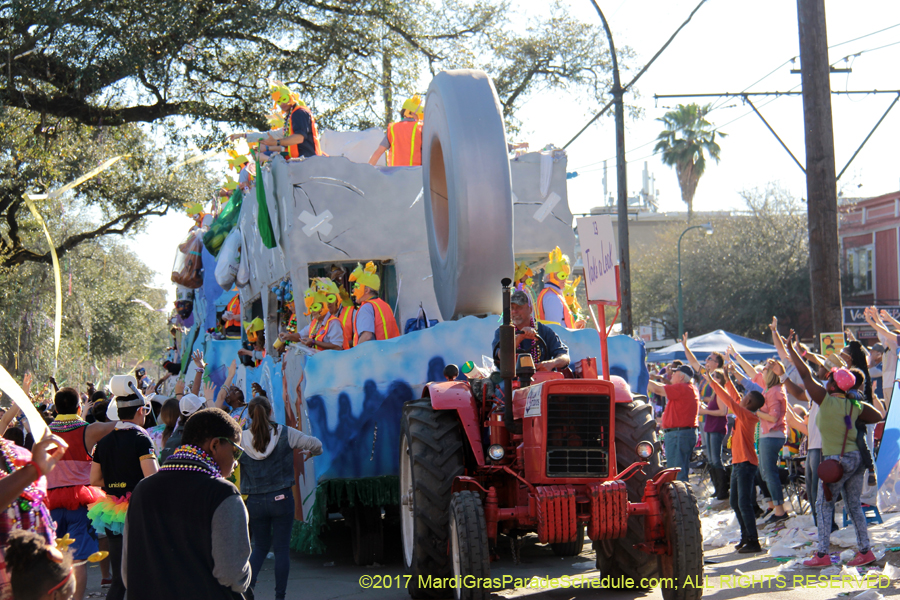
[786,334,883,568]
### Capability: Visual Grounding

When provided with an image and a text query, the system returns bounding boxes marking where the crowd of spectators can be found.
[647,311,890,565]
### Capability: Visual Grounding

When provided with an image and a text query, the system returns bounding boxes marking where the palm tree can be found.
[654,103,725,222]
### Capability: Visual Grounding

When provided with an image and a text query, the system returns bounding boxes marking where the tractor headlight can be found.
[488,444,505,461]
[636,441,654,459]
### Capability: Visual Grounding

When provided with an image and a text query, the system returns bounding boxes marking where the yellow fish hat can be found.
[269,80,304,106]
[564,275,582,314]
[349,262,380,301]
[303,285,328,317]
[401,95,425,120]
[243,317,265,343]
[513,261,534,287]
[313,277,340,305]
[545,246,571,286]
[226,148,249,171]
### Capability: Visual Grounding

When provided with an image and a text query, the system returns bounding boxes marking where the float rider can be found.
[350,262,400,345]
[238,318,266,367]
[535,246,579,328]
[263,82,322,159]
[222,294,242,338]
[330,265,356,350]
[491,288,570,372]
[368,95,424,166]
[309,278,346,350]
[273,292,298,354]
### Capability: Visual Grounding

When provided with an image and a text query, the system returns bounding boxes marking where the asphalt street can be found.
[81,514,900,600]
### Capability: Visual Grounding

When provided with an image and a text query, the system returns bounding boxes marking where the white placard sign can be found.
[576,216,619,303]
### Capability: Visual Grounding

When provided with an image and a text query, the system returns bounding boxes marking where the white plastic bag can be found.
[214,229,241,288]
[236,224,251,288]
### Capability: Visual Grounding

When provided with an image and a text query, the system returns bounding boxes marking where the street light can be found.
[677,222,714,338]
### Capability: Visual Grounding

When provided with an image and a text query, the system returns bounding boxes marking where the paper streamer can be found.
[0,365,50,442]
[25,154,131,375]
[49,156,127,201]
[169,148,226,173]
[24,196,63,372]
[24,154,128,372]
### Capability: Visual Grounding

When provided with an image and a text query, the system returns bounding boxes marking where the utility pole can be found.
[797,0,842,337]
[590,0,632,335]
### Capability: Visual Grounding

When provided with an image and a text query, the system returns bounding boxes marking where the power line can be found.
[563,0,709,149]
[828,22,900,50]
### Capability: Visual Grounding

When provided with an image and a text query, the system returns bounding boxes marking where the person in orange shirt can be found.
[708,369,765,554]
[368,96,424,166]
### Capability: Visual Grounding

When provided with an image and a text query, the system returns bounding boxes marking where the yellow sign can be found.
[820,332,845,357]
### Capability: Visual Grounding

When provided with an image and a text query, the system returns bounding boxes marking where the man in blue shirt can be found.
[492,289,570,371]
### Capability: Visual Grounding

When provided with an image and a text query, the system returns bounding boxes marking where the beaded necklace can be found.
[159,445,222,478]
[0,440,50,543]
[515,316,542,366]
[49,414,88,434]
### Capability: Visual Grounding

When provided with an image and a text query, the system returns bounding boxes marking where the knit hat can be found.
[831,368,856,392]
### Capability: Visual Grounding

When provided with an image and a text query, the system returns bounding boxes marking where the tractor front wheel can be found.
[658,481,703,600]
[449,491,490,600]
[400,399,466,599]
[594,398,662,582]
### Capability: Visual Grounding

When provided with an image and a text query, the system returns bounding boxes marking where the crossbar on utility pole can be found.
[743,95,806,173]
[837,93,900,180]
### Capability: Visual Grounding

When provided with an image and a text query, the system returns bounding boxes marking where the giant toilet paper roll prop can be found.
[422,70,514,320]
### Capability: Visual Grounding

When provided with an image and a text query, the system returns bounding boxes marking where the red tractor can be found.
[399,278,703,600]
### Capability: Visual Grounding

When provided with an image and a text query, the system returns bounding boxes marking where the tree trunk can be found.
[676,162,699,223]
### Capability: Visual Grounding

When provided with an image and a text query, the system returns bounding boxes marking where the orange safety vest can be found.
[353,298,400,345]
[286,104,322,158]
[387,120,423,166]
[338,305,355,350]
[224,296,241,329]
[314,314,340,346]
[536,286,574,328]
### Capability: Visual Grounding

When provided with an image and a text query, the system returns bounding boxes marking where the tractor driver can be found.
[492,289,570,372]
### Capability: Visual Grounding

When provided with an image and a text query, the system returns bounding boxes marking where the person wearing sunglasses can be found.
[239,396,322,600]
[123,408,251,600]
[88,391,158,600]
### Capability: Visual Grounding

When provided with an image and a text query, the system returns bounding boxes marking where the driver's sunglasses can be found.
[217,437,243,460]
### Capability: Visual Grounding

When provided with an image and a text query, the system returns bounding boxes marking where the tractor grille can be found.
[545,394,610,478]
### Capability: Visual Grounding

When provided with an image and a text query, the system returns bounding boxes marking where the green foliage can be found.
[0,234,169,387]
[654,103,724,221]
[0,107,215,267]
[632,185,810,341]
[3,0,622,137]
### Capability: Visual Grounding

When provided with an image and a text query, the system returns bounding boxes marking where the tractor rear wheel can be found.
[550,524,585,557]
[594,398,662,582]
[658,481,703,600]
[449,491,490,600]
[400,399,466,599]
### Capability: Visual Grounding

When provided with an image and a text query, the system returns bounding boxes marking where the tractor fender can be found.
[424,381,485,466]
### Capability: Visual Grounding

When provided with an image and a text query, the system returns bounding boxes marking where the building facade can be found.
[839,190,900,305]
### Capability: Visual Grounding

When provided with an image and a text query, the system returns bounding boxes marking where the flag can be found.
[256,159,277,249]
